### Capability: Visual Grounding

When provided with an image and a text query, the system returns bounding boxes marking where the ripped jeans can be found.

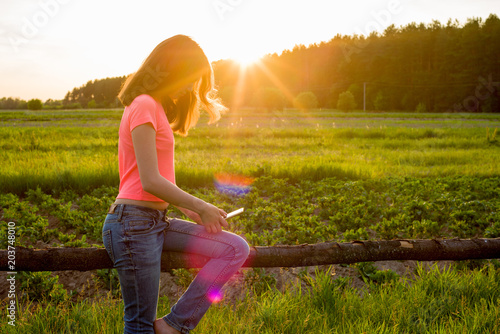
[102,204,250,334]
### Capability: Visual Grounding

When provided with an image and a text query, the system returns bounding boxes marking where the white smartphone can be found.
[225,208,244,219]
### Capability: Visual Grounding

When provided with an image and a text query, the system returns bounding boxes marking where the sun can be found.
[230,52,263,69]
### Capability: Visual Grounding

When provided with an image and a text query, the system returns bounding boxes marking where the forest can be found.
[2,14,499,112]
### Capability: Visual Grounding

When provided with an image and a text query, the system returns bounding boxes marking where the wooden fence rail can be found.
[2,238,500,272]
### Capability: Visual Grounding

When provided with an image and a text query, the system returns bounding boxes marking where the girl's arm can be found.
[177,207,202,224]
[131,123,228,233]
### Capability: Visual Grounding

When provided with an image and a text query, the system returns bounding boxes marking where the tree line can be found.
[2,14,499,112]
[213,14,500,112]
[0,77,125,110]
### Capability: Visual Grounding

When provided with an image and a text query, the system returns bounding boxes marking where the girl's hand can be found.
[198,203,228,233]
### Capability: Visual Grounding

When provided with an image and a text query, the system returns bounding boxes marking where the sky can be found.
[1,0,499,101]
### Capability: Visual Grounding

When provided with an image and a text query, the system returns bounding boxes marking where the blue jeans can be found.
[102,204,250,334]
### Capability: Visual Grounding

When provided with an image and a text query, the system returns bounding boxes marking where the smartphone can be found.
[225,208,244,219]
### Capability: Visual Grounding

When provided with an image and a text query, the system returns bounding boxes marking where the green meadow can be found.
[4,264,500,333]
[1,109,500,333]
[1,109,500,195]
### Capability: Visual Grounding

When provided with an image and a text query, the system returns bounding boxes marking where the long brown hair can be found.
[118,35,226,136]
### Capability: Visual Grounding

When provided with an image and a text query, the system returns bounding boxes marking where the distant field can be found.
[1,109,499,194]
[1,108,500,128]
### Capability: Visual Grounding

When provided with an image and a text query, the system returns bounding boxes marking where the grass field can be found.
[1,109,500,195]
[3,264,500,333]
[1,108,500,333]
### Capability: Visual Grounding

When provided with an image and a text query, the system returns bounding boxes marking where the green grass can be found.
[1,115,499,194]
[3,264,500,333]
[2,108,500,333]
[0,126,119,194]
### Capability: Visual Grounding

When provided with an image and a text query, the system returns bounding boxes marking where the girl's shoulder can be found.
[130,94,160,108]
[126,94,163,118]
[123,94,166,131]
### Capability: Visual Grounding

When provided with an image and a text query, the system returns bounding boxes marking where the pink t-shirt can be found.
[116,94,175,202]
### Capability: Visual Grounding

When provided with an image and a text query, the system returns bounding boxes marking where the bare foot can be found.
[154,318,181,334]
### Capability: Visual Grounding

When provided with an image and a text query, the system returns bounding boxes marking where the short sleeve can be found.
[127,94,158,132]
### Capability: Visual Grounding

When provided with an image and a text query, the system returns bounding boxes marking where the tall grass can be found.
[3,264,499,333]
[2,123,499,195]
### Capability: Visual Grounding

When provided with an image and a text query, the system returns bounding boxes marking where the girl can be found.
[102,35,250,334]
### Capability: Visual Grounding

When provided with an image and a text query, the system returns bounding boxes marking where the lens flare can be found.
[214,173,254,196]
[208,289,223,303]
